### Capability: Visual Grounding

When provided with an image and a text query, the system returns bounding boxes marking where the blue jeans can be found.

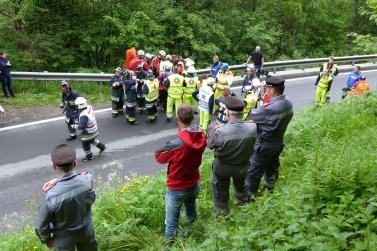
[165,184,200,239]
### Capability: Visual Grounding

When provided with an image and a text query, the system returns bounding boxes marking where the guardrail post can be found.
[273,67,277,73]
[44,71,48,88]
[351,61,355,66]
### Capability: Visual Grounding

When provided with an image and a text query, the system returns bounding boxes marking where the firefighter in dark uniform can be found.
[124,72,138,125]
[207,97,257,213]
[59,80,80,140]
[135,64,148,114]
[246,76,293,195]
[35,144,98,251]
[109,67,125,118]
[143,71,159,123]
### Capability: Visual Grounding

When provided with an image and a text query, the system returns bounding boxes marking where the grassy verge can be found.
[1,92,377,250]
[0,80,110,109]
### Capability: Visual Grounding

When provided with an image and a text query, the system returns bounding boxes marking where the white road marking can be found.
[1,68,377,132]
[0,128,176,180]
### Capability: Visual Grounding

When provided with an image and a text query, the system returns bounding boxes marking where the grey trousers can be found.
[54,230,98,251]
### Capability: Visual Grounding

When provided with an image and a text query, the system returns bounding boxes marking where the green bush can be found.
[1,92,377,250]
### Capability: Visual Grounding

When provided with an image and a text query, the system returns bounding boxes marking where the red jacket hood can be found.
[177,127,207,151]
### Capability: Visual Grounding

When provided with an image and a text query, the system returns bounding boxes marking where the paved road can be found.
[1,70,376,232]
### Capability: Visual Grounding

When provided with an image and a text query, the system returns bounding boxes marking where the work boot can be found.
[82,153,93,162]
[111,112,118,118]
[97,143,106,154]
[66,135,77,141]
[166,117,172,122]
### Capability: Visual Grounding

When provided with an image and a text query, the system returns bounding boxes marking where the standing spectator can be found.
[246,46,264,78]
[210,55,222,78]
[246,76,293,195]
[155,104,207,241]
[35,144,98,250]
[207,97,257,213]
[0,52,15,98]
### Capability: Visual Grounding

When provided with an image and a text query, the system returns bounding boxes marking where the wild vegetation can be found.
[1,92,376,250]
[0,0,377,72]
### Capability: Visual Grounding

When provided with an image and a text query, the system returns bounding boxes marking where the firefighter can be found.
[317,57,338,102]
[157,65,172,112]
[342,66,362,99]
[109,67,125,118]
[143,72,160,123]
[215,63,233,112]
[215,88,231,127]
[165,66,184,121]
[183,68,199,109]
[193,78,215,133]
[135,64,148,114]
[315,68,333,107]
[124,72,139,125]
[73,97,106,162]
[59,80,81,140]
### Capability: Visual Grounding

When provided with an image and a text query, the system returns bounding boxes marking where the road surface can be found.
[0,70,376,232]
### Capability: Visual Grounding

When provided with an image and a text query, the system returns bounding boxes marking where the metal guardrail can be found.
[11,54,377,82]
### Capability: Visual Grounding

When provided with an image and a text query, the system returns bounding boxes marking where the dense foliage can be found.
[1,92,377,250]
[1,0,377,72]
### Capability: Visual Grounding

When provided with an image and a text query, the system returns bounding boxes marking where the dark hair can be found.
[0,52,4,56]
[56,162,75,172]
[355,65,361,71]
[274,85,285,95]
[177,104,194,125]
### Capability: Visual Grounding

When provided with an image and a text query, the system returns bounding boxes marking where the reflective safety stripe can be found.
[65,117,71,123]
[126,102,137,107]
[81,131,98,141]
[111,96,120,102]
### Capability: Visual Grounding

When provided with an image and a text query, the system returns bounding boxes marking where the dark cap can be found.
[51,144,76,165]
[223,97,245,112]
[264,76,285,87]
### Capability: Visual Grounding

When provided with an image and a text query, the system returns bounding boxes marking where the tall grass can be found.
[1,92,377,250]
[0,80,110,108]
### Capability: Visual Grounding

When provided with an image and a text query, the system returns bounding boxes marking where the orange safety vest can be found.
[350,80,370,95]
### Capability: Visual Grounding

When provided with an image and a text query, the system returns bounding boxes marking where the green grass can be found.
[1,92,377,250]
[0,80,110,109]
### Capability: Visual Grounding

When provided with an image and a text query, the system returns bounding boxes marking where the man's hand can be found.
[43,178,58,192]
[46,241,55,249]
[247,119,255,124]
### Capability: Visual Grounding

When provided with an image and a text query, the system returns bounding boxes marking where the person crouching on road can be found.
[59,80,81,141]
[207,97,257,213]
[246,76,293,195]
[155,104,207,242]
[35,144,98,251]
[349,75,370,96]
[143,71,160,123]
[73,97,106,161]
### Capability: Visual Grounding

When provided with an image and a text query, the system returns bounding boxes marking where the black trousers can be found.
[159,90,167,110]
[0,75,14,97]
[246,142,284,193]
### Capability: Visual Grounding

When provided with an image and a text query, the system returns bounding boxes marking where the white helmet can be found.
[187,67,196,74]
[185,58,195,67]
[75,97,87,109]
[166,54,172,61]
[252,78,262,88]
[207,77,216,86]
[159,50,166,57]
[137,50,145,56]
[145,53,153,59]
[244,85,252,92]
